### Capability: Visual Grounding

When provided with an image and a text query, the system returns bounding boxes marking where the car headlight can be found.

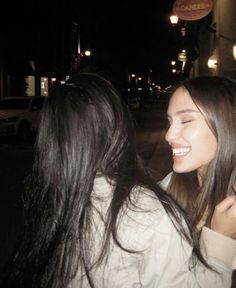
[2,116,19,123]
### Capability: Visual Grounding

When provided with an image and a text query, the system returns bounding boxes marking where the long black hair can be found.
[2,73,211,287]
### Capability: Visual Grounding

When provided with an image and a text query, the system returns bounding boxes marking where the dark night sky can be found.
[79,1,177,81]
[3,0,177,83]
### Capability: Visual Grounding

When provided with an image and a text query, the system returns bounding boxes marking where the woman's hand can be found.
[211,195,236,239]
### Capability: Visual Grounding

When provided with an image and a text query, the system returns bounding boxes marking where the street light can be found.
[207,57,218,69]
[84,50,91,57]
[170,15,178,25]
[233,43,236,61]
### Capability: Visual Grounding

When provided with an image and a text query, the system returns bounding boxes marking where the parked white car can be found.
[0,96,45,140]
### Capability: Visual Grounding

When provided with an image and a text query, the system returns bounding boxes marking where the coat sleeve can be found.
[200,227,236,269]
[71,187,233,287]
[138,212,232,287]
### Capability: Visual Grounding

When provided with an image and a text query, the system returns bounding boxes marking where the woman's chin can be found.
[173,165,191,173]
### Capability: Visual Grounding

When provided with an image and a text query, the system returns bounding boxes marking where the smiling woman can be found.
[161,76,236,225]
[160,75,236,276]
[165,85,217,176]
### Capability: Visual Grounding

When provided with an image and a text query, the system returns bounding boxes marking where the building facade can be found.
[192,0,236,79]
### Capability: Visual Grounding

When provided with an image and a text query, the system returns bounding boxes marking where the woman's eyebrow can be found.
[167,109,200,118]
[176,109,200,115]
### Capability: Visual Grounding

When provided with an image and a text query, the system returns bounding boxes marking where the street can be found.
[0,99,173,273]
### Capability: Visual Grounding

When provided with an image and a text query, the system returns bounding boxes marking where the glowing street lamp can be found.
[84,50,91,57]
[207,56,218,69]
[233,43,236,61]
[170,15,178,25]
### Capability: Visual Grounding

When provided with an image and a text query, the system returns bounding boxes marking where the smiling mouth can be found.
[172,147,191,156]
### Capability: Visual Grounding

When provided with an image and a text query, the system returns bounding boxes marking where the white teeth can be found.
[172,147,190,156]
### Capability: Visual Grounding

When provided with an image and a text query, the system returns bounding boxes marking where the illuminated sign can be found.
[173,0,213,21]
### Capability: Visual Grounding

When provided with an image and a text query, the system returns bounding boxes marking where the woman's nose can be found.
[165,124,177,143]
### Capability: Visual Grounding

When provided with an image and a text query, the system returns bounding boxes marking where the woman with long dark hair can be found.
[161,75,236,280]
[2,73,233,287]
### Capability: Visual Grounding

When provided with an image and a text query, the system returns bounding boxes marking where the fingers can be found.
[215,195,236,213]
[211,195,236,238]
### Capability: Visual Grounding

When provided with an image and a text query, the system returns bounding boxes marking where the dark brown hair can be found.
[167,76,236,227]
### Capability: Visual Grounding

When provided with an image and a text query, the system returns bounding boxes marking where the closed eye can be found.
[181,120,192,124]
